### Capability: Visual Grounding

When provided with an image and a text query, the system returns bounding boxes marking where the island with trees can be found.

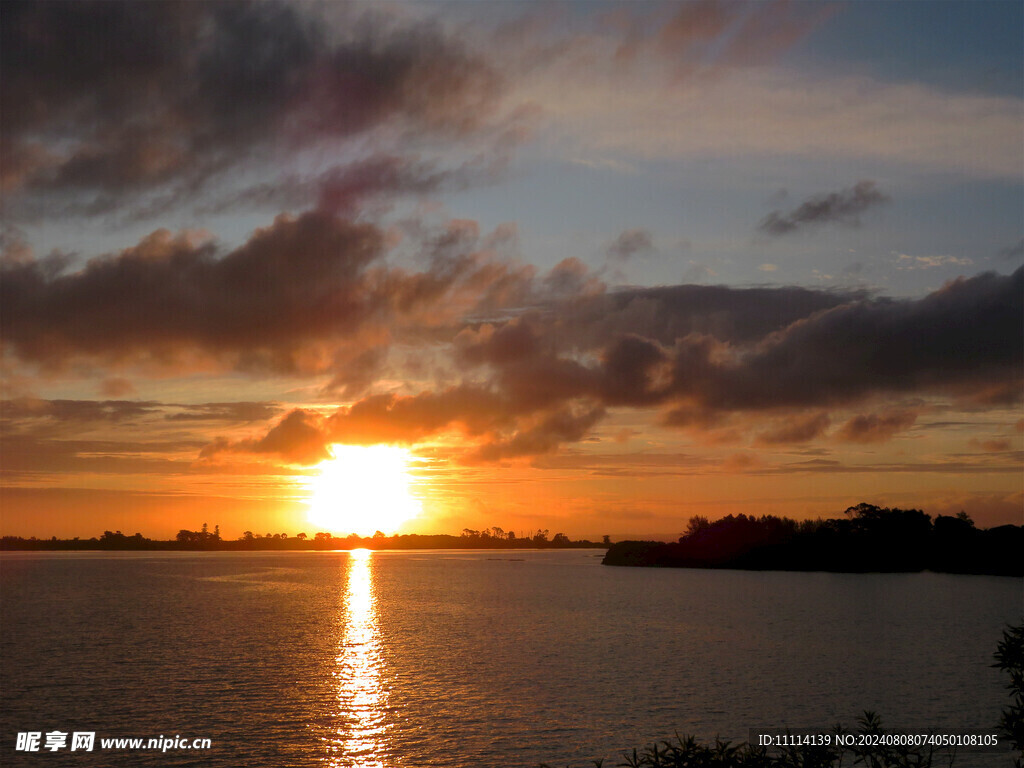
[602,504,1023,576]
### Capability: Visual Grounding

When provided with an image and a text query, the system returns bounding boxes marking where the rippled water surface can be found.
[1,550,1019,766]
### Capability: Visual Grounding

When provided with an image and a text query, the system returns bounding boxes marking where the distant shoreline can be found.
[0,530,608,552]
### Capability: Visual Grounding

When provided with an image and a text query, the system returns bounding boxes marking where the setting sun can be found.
[306,445,422,536]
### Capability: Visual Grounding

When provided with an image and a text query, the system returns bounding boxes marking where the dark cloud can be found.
[316,156,483,217]
[1,397,285,426]
[755,412,831,445]
[1,212,382,370]
[493,354,595,414]
[758,181,889,236]
[251,410,331,465]
[203,153,499,218]
[470,404,605,462]
[207,390,605,466]
[537,268,1016,440]
[0,1,502,217]
[531,451,710,474]
[205,370,604,463]
[0,224,33,265]
[1,211,564,374]
[550,282,859,350]
[666,268,1022,411]
[200,409,329,465]
[597,335,671,407]
[607,229,654,261]
[998,238,1024,261]
[836,411,918,443]
[457,318,603,414]
[326,387,511,446]
[199,267,1021,462]
[166,403,283,423]
[769,455,1023,476]
[540,258,606,299]
[456,318,544,367]
[377,219,532,319]
[1,398,161,423]
[529,450,1022,481]
[321,346,391,399]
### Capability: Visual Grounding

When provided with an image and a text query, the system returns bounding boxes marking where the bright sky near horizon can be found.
[1,0,1021,539]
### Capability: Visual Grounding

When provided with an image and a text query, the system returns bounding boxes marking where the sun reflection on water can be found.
[328,549,389,768]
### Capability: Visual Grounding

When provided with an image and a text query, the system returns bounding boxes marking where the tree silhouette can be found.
[605,503,1021,575]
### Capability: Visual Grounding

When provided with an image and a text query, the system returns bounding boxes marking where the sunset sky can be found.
[1,0,1021,540]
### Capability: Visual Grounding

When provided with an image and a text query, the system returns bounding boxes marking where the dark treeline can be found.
[603,503,1023,576]
[0,524,607,552]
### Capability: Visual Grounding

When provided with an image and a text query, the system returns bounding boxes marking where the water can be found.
[1,549,1020,767]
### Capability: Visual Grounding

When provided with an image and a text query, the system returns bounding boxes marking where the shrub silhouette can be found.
[994,622,1024,766]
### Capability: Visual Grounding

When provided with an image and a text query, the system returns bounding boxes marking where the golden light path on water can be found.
[328,549,389,768]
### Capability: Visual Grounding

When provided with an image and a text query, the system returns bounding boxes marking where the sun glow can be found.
[306,445,421,536]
